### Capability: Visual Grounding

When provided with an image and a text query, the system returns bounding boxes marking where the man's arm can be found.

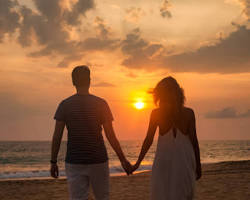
[50,120,65,178]
[103,121,131,175]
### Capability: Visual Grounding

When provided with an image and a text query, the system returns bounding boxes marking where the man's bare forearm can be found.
[51,135,62,161]
[107,132,126,162]
[51,121,65,161]
[103,122,126,162]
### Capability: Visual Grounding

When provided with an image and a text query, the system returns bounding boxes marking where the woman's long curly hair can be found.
[153,76,185,124]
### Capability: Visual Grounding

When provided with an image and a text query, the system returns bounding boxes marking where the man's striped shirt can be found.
[54,94,113,164]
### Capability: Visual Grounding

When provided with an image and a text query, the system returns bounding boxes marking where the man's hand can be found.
[50,120,64,179]
[121,159,132,176]
[50,163,59,178]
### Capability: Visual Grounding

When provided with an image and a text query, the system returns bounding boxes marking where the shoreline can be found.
[1,159,250,181]
[0,160,249,200]
[0,170,151,182]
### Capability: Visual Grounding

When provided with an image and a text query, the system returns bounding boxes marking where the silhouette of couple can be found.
[50,65,202,200]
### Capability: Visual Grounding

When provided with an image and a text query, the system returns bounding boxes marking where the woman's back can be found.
[151,107,197,200]
[133,76,201,200]
[155,106,194,137]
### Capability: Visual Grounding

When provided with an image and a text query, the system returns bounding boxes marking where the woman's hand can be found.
[131,161,140,174]
[121,159,132,176]
[196,163,202,180]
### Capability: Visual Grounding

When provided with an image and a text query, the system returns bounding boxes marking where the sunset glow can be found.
[0,0,250,140]
[134,100,145,110]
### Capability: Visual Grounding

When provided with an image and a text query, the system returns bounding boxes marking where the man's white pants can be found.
[65,161,109,200]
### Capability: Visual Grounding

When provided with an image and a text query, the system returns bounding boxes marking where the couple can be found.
[50,65,202,200]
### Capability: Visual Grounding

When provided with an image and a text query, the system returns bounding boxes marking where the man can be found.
[50,65,131,200]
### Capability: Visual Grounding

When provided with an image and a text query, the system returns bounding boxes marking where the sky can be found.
[0,0,250,140]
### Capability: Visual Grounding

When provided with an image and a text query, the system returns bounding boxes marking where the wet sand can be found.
[0,160,249,200]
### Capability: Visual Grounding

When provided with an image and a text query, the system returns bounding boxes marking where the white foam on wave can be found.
[0,164,153,180]
[0,170,66,179]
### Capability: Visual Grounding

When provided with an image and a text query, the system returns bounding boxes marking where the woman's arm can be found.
[132,110,158,172]
[103,120,132,175]
[189,109,202,180]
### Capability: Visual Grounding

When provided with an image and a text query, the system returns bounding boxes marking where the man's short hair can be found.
[72,65,90,87]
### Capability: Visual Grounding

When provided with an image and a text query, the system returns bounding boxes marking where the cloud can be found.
[239,109,250,117]
[32,0,94,25]
[0,0,20,42]
[78,37,119,51]
[119,25,250,74]
[17,0,94,60]
[121,28,163,69]
[164,25,250,73]
[0,0,121,67]
[160,0,172,18]
[205,107,250,118]
[92,82,115,87]
[33,0,62,21]
[76,17,120,53]
[94,16,110,38]
[64,0,95,25]
[205,107,237,118]
[125,7,145,23]
[18,5,75,54]
[57,53,84,68]
[2,0,250,73]
[240,0,250,20]
[57,17,120,67]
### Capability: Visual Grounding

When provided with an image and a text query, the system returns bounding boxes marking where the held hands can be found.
[121,159,133,175]
[121,159,141,175]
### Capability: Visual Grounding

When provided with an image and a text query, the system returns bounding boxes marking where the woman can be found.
[132,77,202,200]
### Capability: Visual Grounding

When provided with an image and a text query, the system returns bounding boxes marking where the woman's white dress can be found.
[151,128,196,200]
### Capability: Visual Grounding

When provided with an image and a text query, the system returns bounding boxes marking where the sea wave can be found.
[1,140,249,180]
[0,164,153,180]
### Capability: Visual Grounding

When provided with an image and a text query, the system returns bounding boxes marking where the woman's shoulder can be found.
[152,108,160,113]
[150,108,162,122]
[150,108,172,123]
[183,107,194,113]
[151,108,164,117]
[182,107,195,119]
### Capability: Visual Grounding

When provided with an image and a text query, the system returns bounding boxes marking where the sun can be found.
[134,101,145,110]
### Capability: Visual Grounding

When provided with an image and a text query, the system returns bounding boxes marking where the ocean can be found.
[0,140,250,180]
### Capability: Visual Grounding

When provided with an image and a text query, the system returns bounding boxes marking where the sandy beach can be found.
[0,160,249,200]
